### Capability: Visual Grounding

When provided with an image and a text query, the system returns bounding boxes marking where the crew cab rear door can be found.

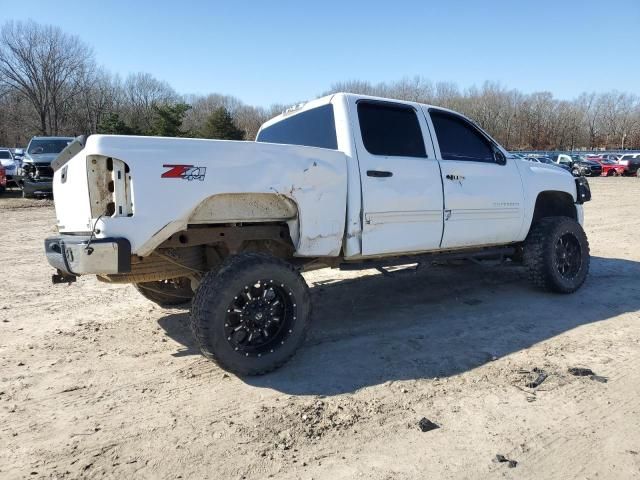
[424,108,524,249]
[350,99,443,256]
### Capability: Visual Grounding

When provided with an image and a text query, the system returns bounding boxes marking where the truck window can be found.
[430,110,494,162]
[357,102,426,157]
[256,104,337,150]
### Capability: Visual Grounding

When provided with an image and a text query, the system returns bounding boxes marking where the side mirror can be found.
[494,149,507,165]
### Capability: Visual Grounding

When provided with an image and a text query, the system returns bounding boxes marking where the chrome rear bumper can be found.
[44,235,131,279]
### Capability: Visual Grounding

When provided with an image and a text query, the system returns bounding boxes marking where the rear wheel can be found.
[190,253,311,375]
[523,217,590,293]
[134,277,194,307]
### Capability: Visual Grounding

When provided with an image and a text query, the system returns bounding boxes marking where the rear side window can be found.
[430,110,495,162]
[256,104,337,150]
[357,102,427,157]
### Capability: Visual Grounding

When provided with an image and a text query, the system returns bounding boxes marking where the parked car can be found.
[12,148,25,161]
[596,158,626,176]
[571,158,603,177]
[0,163,6,194]
[564,155,601,177]
[556,154,574,168]
[617,154,640,176]
[45,93,592,375]
[600,154,619,162]
[0,148,21,187]
[21,136,73,198]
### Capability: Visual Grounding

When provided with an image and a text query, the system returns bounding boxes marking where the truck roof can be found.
[259,92,501,149]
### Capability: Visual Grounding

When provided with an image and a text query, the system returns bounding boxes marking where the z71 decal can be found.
[161,164,207,181]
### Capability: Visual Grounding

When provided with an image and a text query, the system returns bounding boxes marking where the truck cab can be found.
[257,94,581,257]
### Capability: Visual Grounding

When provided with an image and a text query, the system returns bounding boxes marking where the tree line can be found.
[1,20,639,151]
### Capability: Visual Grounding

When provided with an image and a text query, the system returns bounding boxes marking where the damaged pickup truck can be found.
[45,93,592,375]
[21,136,74,198]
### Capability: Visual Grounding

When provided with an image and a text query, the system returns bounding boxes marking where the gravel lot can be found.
[1,179,639,479]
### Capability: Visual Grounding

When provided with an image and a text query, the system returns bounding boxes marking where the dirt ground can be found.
[1,179,639,480]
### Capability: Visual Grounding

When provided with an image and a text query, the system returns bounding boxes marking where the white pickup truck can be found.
[45,93,592,375]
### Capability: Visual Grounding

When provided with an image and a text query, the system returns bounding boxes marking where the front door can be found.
[351,100,444,256]
[425,108,525,249]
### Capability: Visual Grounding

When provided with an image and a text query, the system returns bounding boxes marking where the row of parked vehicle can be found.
[0,137,74,197]
[511,152,640,178]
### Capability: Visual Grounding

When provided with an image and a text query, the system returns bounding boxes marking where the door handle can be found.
[367,170,393,178]
[445,174,465,181]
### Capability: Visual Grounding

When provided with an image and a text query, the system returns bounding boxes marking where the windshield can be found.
[0,150,12,159]
[28,139,71,155]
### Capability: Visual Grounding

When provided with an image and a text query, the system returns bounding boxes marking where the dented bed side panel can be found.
[56,135,348,257]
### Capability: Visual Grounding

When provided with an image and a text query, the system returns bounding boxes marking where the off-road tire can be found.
[190,252,311,375]
[523,216,589,293]
[134,277,193,307]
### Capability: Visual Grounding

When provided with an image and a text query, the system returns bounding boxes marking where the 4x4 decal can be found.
[161,164,207,181]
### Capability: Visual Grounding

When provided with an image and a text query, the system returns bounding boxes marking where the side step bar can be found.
[338,246,517,272]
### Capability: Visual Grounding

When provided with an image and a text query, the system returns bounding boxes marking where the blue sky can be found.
[2,0,639,106]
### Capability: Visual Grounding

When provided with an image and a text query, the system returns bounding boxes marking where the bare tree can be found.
[122,72,177,132]
[0,20,94,135]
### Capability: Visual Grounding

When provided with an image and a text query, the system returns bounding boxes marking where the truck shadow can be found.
[157,256,640,396]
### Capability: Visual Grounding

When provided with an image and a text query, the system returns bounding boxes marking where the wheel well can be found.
[532,191,577,225]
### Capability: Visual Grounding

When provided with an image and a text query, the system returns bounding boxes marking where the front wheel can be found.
[523,217,590,293]
[190,253,311,375]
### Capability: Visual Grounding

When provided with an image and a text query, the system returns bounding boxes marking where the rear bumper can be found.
[44,235,131,277]
[23,179,53,196]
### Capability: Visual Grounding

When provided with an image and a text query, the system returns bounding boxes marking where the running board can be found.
[338,246,517,272]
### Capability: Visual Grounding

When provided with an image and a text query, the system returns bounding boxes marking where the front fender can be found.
[515,160,579,240]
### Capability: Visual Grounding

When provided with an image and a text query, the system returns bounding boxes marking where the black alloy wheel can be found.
[223,279,296,357]
[554,233,582,280]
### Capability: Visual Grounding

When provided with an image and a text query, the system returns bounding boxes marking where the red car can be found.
[596,158,626,176]
[0,164,6,194]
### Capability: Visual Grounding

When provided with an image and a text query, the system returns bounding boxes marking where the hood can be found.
[24,153,59,164]
[0,158,18,169]
[522,159,573,177]
[578,159,600,166]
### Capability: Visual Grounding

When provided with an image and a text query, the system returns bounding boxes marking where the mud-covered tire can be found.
[134,277,194,307]
[190,253,311,376]
[523,216,590,293]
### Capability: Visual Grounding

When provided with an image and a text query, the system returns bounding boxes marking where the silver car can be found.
[0,149,20,187]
